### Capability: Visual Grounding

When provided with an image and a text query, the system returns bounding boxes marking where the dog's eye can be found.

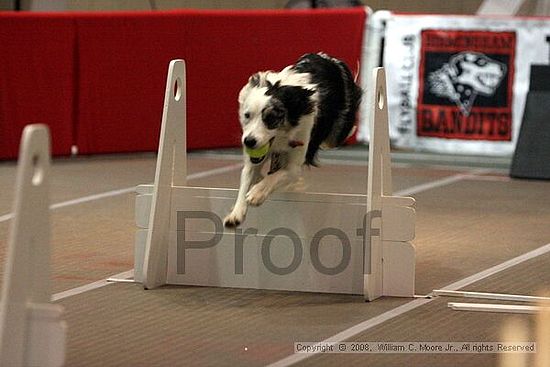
[244,112,251,119]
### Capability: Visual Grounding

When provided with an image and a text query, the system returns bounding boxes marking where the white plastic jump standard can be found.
[364,68,416,300]
[448,302,543,314]
[0,125,66,367]
[137,60,416,301]
[141,60,187,289]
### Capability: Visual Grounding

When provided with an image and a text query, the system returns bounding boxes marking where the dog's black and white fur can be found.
[224,53,362,227]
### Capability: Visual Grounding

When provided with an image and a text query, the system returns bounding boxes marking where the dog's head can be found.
[238,72,315,153]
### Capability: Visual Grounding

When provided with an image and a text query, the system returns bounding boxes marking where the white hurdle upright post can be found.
[136,60,415,301]
[141,59,187,289]
[364,68,416,300]
[0,125,66,367]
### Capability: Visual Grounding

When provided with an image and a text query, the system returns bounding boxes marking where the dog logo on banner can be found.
[428,52,507,116]
[417,30,516,141]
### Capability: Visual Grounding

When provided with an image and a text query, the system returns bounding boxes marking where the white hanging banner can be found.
[383,14,550,155]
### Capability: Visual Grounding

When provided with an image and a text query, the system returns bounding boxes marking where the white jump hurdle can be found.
[135,59,416,301]
[0,125,66,367]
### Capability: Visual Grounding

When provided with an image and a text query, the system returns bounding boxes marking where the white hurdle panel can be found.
[0,125,66,367]
[135,59,416,301]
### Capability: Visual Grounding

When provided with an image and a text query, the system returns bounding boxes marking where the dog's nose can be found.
[243,136,257,148]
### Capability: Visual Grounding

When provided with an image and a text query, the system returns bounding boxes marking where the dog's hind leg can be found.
[224,162,262,227]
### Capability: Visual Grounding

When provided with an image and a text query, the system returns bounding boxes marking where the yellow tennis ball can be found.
[245,143,270,158]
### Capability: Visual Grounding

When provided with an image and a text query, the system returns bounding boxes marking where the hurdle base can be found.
[382,240,415,297]
[135,184,415,297]
[27,303,66,367]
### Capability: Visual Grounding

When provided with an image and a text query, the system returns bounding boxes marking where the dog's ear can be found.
[248,71,276,88]
[248,73,261,87]
[265,80,281,95]
[276,86,315,126]
[249,73,261,87]
[262,99,286,130]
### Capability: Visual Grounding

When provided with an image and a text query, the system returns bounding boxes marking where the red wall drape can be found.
[0,8,366,159]
[0,13,76,159]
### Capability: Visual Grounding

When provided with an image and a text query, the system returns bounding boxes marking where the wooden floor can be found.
[0,148,549,367]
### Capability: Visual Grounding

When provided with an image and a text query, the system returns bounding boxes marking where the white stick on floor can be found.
[448,302,543,314]
[434,289,550,303]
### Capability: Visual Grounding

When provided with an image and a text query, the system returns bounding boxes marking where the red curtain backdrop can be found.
[0,8,366,159]
[0,13,75,159]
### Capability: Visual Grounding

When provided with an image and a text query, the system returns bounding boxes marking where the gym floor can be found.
[0,147,549,367]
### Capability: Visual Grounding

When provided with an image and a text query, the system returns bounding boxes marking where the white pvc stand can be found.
[448,302,543,314]
[0,125,66,367]
[136,60,416,301]
[437,289,550,315]
[434,289,550,303]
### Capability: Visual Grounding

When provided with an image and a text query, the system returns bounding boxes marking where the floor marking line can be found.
[442,242,550,291]
[0,163,243,224]
[394,169,489,197]
[49,187,136,210]
[265,242,550,367]
[51,270,134,302]
[0,213,12,223]
[183,163,243,181]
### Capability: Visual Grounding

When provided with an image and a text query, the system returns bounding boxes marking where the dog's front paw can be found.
[246,183,270,207]
[224,210,245,228]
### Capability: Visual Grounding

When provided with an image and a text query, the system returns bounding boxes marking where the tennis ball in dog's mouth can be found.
[245,143,270,163]
[244,143,271,164]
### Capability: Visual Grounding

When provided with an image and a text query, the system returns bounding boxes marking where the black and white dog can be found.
[224,53,362,227]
